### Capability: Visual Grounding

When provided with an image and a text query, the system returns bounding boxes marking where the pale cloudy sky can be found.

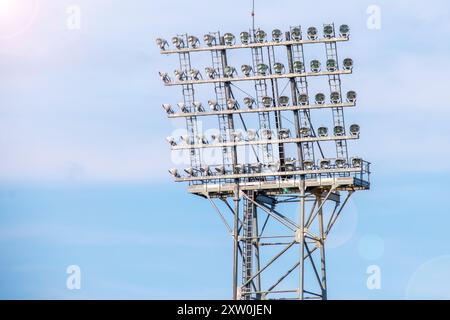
[1,0,450,299]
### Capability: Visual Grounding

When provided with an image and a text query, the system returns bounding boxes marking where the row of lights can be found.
[162,91,357,115]
[169,156,363,178]
[166,124,360,147]
[159,58,353,84]
[156,24,350,50]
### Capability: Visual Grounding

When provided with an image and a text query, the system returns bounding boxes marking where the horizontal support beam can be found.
[160,37,349,55]
[172,135,359,150]
[164,70,352,86]
[175,167,363,183]
[167,102,356,119]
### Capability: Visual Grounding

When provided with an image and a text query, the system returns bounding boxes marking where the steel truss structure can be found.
[157,24,370,300]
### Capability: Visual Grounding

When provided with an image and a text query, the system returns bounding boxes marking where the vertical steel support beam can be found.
[232,186,240,300]
[317,193,327,299]
[299,181,306,300]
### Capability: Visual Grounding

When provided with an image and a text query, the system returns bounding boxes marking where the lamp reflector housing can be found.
[318,126,328,137]
[291,27,302,41]
[272,29,283,42]
[339,24,350,38]
[224,33,235,45]
[350,124,360,136]
[343,58,354,71]
[169,168,180,178]
[257,63,269,75]
[262,96,273,108]
[255,29,267,43]
[278,96,290,107]
[323,24,334,38]
[171,36,184,49]
[203,34,216,46]
[241,64,253,77]
[315,93,326,104]
[307,27,318,40]
[310,60,321,72]
[244,97,255,108]
[162,103,174,114]
[293,61,304,73]
[334,125,345,136]
[273,62,285,74]
[240,31,250,44]
[330,91,341,104]
[347,91,357,103]
[326,59,337,72]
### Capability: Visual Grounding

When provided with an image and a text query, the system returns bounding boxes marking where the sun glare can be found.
[0,0,15,16]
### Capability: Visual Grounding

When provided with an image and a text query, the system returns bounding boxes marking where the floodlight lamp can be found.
[350,124,360,136]
[227,99,238,110]
[273,62,285,75]
[211,134,223,143]
[318,126,328,137]
[285,158,296,171]
[330,91,341,104]
[188,35,200,48]
[203,34,216,46]
[257,63,269,75]
[293,61,304,73]
[326,59,337,72]
[159,72,171,84]
[162,103,174,114]
[208,100,220,111]
[303,160,314,170]
[319,159,331,169]
[310,60,321,72]
[224,66,236,78]
[234,164,244,174]
[323,24,334,38]
[315,93,326,104]
[307,27,318,40]
[251,163,262,173]
[240,31,250,44]
[352,157,363,168]
[168,168,180,178]
[156,38,169,50]
[278,96,290,107]
[300,127,311,137]
[335,158,347,168]
[291,27,302,41]
[230,131,243,142]
[343,58,353,71]
[224,33,235,45]
[298,94,309,105]
[171,36,185,49]
[241,64,253,77]
[246,129,257,141]
[262,96,273,108]
[347,91,357,103]
[197,134,208,144]
[189,69,202,80]
[243,97,255,109]
[174,69,186,81]
[180,135,192,145]
[255,29,267,43]
[193,101,204,112]
[272,29,283,42]
[205,67,217,79]
[267,162,280,172]
[184,167,195,177]
[215,166,225,175]
[177,102,188,113]
[261,129,272,140]
[334,125,345,136]
[279,129,291,139]
[339,24,350,38]
[166,136,177,146]
[200,165,212,175]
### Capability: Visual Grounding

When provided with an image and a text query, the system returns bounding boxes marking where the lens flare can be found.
[0,0,39,39]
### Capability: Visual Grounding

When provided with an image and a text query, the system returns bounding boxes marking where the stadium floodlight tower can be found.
[156,21,370,300]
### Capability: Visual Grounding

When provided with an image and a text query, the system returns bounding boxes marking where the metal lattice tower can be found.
[156,22,370,300]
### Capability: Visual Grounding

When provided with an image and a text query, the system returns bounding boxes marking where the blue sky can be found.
[1,0,450,299]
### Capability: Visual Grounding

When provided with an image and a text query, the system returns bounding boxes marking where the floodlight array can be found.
[157,24,369,187]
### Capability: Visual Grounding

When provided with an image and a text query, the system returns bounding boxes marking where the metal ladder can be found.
[241,191,255,299]
[292,41,316,164]
[178,43,202,172]
[324,24,348,161]
[251,36,273,165]
[209,32,233,170]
